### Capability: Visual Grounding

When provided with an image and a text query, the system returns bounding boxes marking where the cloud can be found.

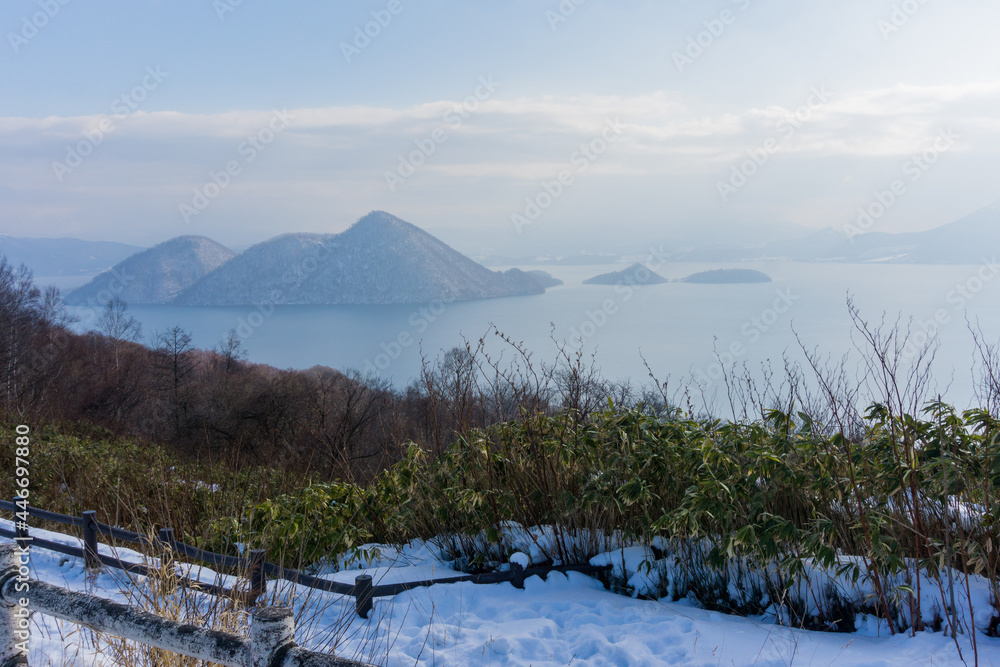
[1,82,998,244]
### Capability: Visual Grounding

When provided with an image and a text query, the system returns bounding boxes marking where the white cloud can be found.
[1,82,998,244]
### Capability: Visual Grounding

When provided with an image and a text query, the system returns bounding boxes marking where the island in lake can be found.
[681,269,772,284]
[66,211,557,306]
[583,263,668,286]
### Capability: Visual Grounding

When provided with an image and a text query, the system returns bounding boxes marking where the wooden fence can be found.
[0,542,372,666]
[0,500,612,621]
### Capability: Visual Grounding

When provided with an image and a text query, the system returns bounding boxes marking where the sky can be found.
[1,0,998,252]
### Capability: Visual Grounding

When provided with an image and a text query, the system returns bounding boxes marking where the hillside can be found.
[174,211,548,305]
[752,201,1000,264]
[0,236,142,277]
[64,236,236,306]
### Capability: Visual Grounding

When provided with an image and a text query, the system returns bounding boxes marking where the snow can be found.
[64,235,235,305]
[590,546,660,598]
[5,521,1000,666]
[172,212,547,306]
[509,552,531,569]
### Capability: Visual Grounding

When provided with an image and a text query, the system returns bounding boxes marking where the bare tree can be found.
[304,368,393,475]
[154,326,195,436]
[96,297,142,368]
[970,318,1000,416]
[216,327,247,374]
[0,255,64,410]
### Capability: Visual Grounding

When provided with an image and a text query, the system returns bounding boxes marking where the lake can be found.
[61,260,1000,411]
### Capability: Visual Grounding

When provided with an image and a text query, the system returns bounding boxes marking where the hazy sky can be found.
[1,0,998,250]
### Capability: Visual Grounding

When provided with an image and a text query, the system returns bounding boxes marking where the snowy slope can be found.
[6,523,999,666]
[64,236,236,305]
[174,211,547,305]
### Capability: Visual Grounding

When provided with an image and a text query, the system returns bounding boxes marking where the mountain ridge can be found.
[174,211,549,306]
[65,236,236,306]
[0,236,142,277]
[745,203,1000,264]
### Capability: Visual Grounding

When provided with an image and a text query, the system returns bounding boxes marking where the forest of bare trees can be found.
[0,257,635,480]
[8,251,1000,486]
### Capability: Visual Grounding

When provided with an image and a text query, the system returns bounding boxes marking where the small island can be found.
[584,263,668,286]
[681,268,772,284]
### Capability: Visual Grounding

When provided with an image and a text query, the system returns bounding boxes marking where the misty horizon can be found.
[2,1,999,250]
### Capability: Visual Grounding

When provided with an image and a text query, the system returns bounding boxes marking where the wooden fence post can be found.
[510,562,525,590]
[81,510,100,571]
[354,575,373,619]
[0,543,30,665]
[157,527,175,550]
[249,606,295,667]
[247,549,267,605]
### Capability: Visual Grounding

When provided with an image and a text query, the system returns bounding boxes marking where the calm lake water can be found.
[61,261,1000,410]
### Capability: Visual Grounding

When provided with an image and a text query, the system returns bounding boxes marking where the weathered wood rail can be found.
[0,543,373,667]
[0,500,612,621]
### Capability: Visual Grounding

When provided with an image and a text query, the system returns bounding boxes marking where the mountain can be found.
[644,220,815,262]
[584,263,668,286]
[0,236,142,277]
[893,203,1000,263]
[65,236,236,306]
[750,202,1000,264]
[175,211,549,306]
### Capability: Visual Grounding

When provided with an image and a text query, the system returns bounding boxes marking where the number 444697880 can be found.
[14,425,30,526]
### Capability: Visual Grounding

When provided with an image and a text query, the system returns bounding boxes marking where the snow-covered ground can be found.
[5,521,1000,666]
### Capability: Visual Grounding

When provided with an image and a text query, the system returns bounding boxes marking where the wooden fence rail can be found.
[0,500,612,620]
[0,543,372,667]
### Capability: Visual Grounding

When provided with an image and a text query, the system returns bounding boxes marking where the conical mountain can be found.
[65,236,236,306]
[174,211,547,305]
